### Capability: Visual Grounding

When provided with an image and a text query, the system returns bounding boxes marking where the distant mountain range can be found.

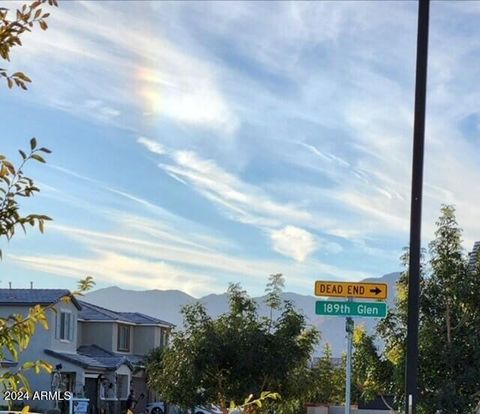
[84,272,400,357]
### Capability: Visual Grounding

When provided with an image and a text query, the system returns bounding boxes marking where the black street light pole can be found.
[405,1,430,413]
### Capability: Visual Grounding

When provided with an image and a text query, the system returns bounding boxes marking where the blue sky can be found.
[1,1,480,297]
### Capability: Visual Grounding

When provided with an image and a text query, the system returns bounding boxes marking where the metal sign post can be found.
[314,279,388,414]
[345,316,354,414]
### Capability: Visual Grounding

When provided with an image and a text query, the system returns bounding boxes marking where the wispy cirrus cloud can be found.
[10,250,218,296]
[157,149,324,262]
[9,1,239,134]
[162,150,312,226]
[5,1,480,296]
[8,208,365,296]
[137,137,166,155]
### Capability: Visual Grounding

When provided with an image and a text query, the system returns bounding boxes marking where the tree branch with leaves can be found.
[0,0,58,90]
[1,3,95,410]
[0,138,52,259]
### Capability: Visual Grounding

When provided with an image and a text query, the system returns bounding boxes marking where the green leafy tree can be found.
[351,326,394,411]
[265,273,285,323]
[308,344,345,405]
[230,392,281,414]
[367,205,480,413]
[416,205,480,412]
[146,281,319,414]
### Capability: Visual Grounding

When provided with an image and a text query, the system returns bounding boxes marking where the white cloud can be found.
[10,1,239,134]
[270,225,316,262]
[8,217,363,296]
[83,99,120,119]
[47,99,121,125]
[161,150,313,227]
[137,64,239,135]
[9,164,376,294]
[137,137,167,155]
[157,149,335,262]
[9,0,480,287]
[10,250,218,296]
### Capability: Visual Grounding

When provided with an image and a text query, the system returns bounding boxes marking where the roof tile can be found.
[78,301,174,327]
[0,289,81,309]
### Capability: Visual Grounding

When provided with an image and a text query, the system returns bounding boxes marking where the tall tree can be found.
[308,344,345,406]
[416,205,480,412]
[352,325,394,411]
[370,205,480,413]
[146,281,319,414]
[265,273,285,323]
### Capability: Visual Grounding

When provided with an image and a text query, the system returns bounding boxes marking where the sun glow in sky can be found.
[2,1,480,296]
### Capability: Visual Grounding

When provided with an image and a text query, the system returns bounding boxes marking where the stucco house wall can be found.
[132,326,157,355]
[0,300,82,412]
[112,322,134,355]
[78,321,115,351]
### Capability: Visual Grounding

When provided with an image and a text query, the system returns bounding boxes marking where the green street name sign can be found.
[315,300,387,318]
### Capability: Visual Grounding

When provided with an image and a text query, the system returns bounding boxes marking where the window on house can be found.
[117,324,130,352]
[58,311,74,341]
[160,328,169,347]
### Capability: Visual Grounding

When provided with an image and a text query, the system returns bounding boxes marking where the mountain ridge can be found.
[84,272,400,357]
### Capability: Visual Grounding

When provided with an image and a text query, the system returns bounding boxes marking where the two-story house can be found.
[74,301,173,414]
[0,289,174,414]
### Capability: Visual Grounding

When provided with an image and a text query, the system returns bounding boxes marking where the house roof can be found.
[78,301,124,322]
[118,311,174,327]
[45,345,133,371]
[78,300,174,327]
[469,241,480,273]
[0,289,81,310]
[79,345,146,368]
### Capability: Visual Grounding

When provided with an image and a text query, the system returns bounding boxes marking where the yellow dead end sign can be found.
[314,281,388,300]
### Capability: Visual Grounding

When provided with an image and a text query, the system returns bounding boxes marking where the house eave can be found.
[78,319,173,328]
[78,319,137,326]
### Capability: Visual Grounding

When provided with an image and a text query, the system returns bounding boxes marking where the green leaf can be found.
[30,137,37,150]
[12,72,31,82]
[31,154,45,163]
